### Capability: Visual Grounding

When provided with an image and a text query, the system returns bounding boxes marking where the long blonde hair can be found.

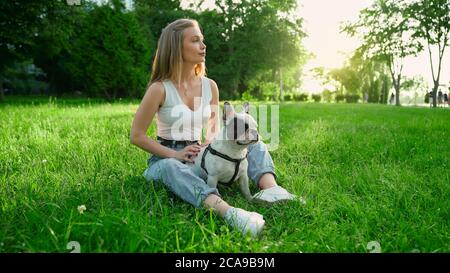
[149,19,206,86]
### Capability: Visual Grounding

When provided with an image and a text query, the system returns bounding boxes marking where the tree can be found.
[202,0,306,98]
[31,1,88,96]
[406,0,450,108]
[68,0,151,100]
[133,0,307,99]
[133,0,186,65]
[343,0,422,106]
[0,0,51,101]
[348,48,391,103]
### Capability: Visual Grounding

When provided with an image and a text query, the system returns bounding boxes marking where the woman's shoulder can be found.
[147,81,166,95]
[202,76,217,87]
[202,77,218,102]
[203,76,218,93]
[145,81,166,106]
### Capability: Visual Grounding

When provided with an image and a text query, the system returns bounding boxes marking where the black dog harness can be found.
[201,144,247,184]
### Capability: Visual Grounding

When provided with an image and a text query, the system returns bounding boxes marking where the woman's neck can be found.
[179,63,197,83]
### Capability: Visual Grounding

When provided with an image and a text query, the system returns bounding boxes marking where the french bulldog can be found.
[194,101,259,201]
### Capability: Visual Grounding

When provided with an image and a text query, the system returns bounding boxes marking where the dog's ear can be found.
[223,102,235,122]
[242,102,250,114]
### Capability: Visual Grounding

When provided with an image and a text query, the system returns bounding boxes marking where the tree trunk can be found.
[272,69,277,101]
[395,75,401,106]
[279,66,282,101]
[395,85,400,106]
[387,57,402,106]
[432,81,438,108]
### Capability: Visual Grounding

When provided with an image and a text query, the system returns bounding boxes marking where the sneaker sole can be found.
[251,197,291,206]
[252,197,306,206]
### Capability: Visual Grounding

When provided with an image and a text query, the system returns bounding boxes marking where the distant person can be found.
[389,93,395,105]
[444,93,448,107]
[437,89,443,107]
[429,91,434,108]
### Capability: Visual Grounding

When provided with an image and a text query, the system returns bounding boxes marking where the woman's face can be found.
[182,26,206,64]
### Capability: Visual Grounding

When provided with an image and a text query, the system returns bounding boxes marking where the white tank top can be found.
[157,76,212,141]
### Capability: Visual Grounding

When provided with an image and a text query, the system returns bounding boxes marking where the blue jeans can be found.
[142,140,277,208]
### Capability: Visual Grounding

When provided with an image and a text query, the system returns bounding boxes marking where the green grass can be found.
[1,97,449,253]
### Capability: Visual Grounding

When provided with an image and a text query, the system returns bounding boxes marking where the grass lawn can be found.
[0,97,449,253]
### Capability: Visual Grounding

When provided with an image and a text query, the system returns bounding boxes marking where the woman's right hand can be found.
[174,144,201,163]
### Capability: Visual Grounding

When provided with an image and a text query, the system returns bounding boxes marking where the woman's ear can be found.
[223,102,235,122]
[242,101,250,114]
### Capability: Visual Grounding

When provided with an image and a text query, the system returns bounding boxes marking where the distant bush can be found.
[322,90,332,103]
[345,94,360,103]
[424,93,429,103]
[335,94,345,103]
[293,93,308,101]
[312,94,321,102]
[284,94,292,101]
[241,90,256,101]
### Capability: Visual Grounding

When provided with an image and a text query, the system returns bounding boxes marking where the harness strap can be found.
[201,144,247,184]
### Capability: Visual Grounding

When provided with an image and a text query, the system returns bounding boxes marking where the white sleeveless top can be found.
[157,76,212,141]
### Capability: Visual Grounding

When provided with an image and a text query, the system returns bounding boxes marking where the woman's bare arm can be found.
[203,79,220,145]
[130,82,201,162]
[130,82,179,158]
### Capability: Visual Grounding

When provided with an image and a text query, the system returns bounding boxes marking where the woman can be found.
[130,19,298,237]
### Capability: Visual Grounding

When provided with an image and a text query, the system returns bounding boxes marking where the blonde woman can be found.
[130,19,298,237]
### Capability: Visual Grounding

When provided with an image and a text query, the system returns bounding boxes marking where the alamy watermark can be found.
[366,241,381,253]
[67,241,81,253]
[165,100,280,151]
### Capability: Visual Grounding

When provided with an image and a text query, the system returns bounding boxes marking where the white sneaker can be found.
[224,207,265,238]
[252,185,306,205]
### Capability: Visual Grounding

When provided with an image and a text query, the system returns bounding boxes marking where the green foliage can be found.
[135,0,307,99]
[311,94,321,102]
[68,1,151,100]
[245,80,278,101]
[134,0,186,62]
[240,90,256,102]
[283,94,292,101]
[293,93,308,102]
[327,47,391,103]
[0,0,50,72]
[379,74,390,104]
[0,0,58,101]
[197,0,307,98]
[29,1,88,96]
[367,78,381,103]
[321,90,333,103]
[335,94,345,103]
[1,0,308,100]
[345,94,360,103]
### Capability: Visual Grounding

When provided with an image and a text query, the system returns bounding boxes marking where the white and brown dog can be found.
[194,101,259,201]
